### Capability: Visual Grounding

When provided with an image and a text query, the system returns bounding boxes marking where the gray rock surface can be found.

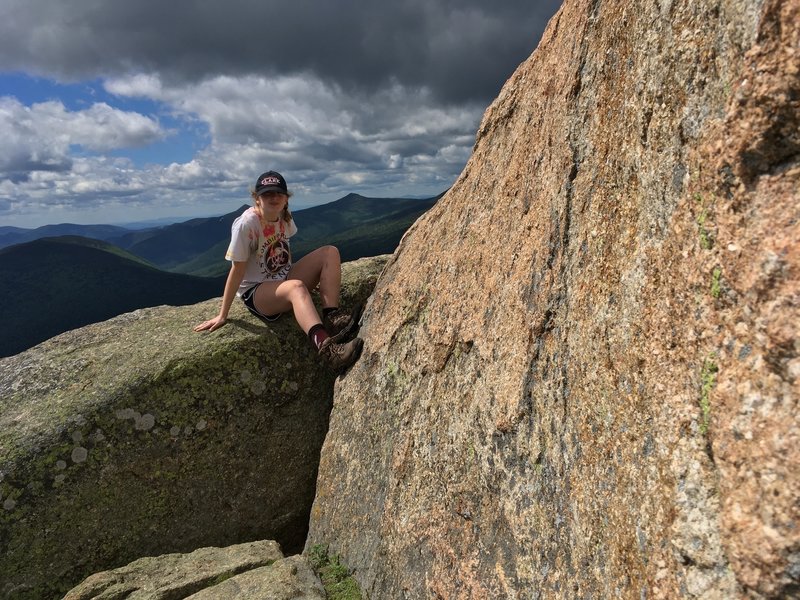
[63,541,325,600]
[0,255,387,600]
[186,555,325,600]
[63,541,282,599]
[307,1,798,598]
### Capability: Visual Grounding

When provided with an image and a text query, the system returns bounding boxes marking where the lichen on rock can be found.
[307,1,798,598]
[0,255,387,600]
[63,540,326,600]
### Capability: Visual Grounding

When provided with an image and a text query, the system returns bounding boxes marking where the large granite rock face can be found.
[0,255,386,600]
[308,1,798,599]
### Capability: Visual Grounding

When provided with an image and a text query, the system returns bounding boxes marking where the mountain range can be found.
[0,193,440,357]
[0,223,131,249]
[0,236,224,357]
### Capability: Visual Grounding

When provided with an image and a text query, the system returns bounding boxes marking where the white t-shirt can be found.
[225,207,298,296]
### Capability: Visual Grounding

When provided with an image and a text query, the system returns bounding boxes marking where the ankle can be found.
[307,323,329,349]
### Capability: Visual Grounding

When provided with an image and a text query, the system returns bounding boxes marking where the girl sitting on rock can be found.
[194,170,363,372]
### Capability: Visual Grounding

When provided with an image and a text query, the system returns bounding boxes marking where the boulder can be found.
[307,1,798,598]
[0,255,387,600]
[185,555,325,600]
[63,540,325,600]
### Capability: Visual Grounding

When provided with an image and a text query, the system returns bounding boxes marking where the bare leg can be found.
[250,246,362,369]
[251,246,342,334]
[251,279,322,333]
[287,245,342,309]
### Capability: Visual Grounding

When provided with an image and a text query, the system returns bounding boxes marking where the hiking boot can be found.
[318,336,364,372]
[323,304,363,342]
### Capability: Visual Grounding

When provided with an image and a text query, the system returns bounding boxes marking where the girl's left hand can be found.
[193,315,227,332]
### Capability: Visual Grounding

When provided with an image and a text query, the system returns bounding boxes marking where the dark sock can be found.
[322,307,338,318]
[308,323,330,349]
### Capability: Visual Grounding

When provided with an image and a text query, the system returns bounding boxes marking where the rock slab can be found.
[63,540,325,600]
[0,255,387,600]
[307,1,798,599]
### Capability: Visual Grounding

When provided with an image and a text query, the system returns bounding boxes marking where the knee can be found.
[323,245,340,264]
[285,279,310,301]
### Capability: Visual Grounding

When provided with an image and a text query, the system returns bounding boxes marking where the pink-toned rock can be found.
[308,0,798,598]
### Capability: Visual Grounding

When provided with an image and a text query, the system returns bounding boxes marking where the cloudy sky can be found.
[0,0,562,228]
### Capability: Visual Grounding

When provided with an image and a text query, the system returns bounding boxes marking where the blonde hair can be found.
[251,189,293,222]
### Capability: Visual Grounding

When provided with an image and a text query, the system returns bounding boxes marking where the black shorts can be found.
[241,284,282,322]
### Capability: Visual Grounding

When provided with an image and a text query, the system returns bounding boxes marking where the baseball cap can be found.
[254,171,288,195]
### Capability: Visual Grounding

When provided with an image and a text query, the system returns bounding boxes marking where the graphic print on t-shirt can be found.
[259,222,291,279]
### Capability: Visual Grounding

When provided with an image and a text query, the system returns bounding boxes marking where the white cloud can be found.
[2,71,480,226]
[0,0,563,104]
[104,72,482,189]
[0,96,165,176]
[103,73,163,98]
[0,0,563,226]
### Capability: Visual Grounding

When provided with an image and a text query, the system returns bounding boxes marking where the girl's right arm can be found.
[193,261,248,332]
